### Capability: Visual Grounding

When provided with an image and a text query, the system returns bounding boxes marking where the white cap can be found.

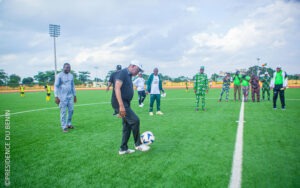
[276,65,282,69]
[131,60,143,72]
[265,72,268,74]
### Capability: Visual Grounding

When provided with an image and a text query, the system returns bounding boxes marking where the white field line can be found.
[229,97,245,188]
[1,96,299,117]
[0,102,110,117]
[0,98,207,117]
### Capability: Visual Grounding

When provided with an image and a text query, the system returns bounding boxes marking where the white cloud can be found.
[190,1,299,53]
[186,6,197,13]
[28,33,48,47]
[0,54,17,62]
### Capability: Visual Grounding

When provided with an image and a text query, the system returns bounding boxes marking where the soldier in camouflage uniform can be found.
[219,72,231,102]
[194,66,208,111]
[261,72,271,101]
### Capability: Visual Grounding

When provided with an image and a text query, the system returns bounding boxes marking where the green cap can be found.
[200,66,204,70]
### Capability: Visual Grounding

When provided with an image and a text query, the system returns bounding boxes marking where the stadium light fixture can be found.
[256,57,260,76]
[49,24,60,77]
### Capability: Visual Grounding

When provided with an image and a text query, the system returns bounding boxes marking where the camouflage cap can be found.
[200,66,205,70]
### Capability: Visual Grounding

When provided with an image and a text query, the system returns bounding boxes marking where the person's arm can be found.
[71,75,77,103]
[283,72,288,89]
[114,80,125,118]
[133,78,139,90]
[193,75,197,93]
[159,76,165,93]
[146,74,152,94]
[205,75,209,93]
[54,75,60,105]
[106,82,112,91]
[270,75,275,89]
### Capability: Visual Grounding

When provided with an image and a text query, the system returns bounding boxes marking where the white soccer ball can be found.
[161,92,166,97]
[140,131,155,145]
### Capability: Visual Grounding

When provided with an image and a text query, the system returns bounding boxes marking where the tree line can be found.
[0,66,298,88]
[0,69,94,87]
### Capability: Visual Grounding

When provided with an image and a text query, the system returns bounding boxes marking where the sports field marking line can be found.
[0,98,211,117]
[0,102,110,117]
[229,97,245,188]
[164,97,300,101]
[1,96,299,117]
[162,97,220,100]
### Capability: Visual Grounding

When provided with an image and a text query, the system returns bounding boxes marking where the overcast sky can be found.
[0,0,299,79]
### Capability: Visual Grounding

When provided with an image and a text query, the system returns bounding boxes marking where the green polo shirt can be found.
[275,71,283,85]
[233,74,242,86]
[241,76,250,87]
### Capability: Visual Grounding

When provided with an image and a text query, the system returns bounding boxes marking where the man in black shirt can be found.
[106,65,122,91]
[112,61,150,155]
[107,65,122,116]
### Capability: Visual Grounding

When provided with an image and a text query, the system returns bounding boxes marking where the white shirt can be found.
[150,75,160,94]
[133,77,145,91]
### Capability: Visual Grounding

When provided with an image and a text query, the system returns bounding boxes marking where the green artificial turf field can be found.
[0,88,299,187]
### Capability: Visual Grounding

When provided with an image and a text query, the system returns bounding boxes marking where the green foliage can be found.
[287,74,299,80]
[33,71,56,85]
[172,76,190,82]
[22,77,34,86]
[104,70,115,83]
[78,71,91,84]
[246,65,274,77]
[0,69,8,86]
[211,73,219,82]
[7,74,21,87]
[94,77,103,82]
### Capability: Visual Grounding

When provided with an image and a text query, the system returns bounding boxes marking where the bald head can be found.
[63,63,71,74]
[153,68,158,76]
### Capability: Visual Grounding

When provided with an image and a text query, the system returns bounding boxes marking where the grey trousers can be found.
[59,97,74,129]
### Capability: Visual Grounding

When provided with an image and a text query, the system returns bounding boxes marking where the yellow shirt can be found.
[46,85,51,93]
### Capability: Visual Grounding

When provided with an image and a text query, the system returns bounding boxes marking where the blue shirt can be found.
[54,72,76,99]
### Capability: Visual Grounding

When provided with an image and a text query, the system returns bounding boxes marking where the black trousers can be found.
[273,84,285,108]
[115,106,142,151]
[138,90,146,105]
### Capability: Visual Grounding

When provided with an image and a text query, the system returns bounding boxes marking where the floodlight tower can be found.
[49,24,60,77]
[256,57,260,76]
